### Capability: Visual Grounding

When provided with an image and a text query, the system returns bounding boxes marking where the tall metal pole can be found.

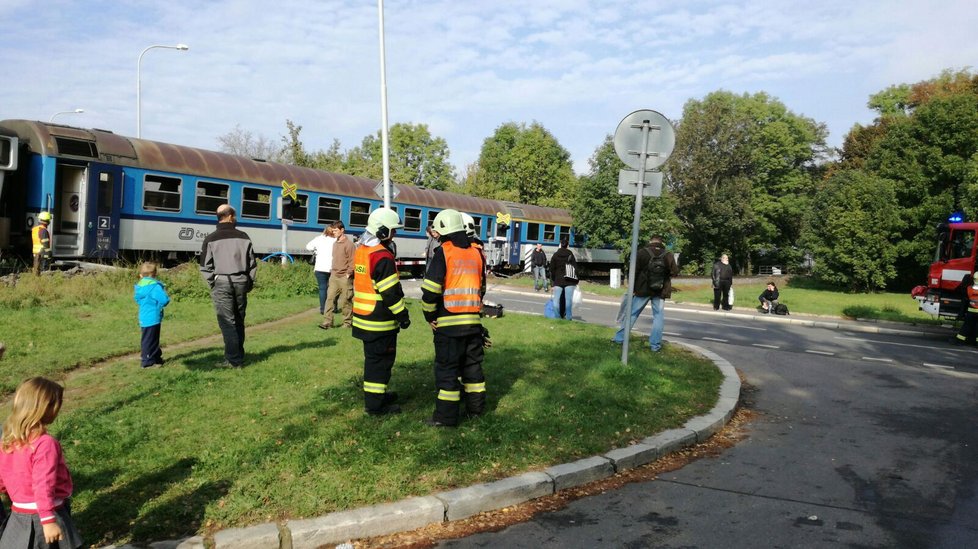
[137,44,189,139]
[377,0,392,208]
[621,122,652,365]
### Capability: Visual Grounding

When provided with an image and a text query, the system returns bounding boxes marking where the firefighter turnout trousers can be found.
[432,330,486,425]
[956,286,978,345]
[362,332,398,413]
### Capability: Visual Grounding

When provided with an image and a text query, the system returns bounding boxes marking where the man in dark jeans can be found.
[712,253,734,311]
[531,243,549,291]
[200,204,258,367]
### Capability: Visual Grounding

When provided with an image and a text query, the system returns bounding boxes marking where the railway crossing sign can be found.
[281,180,297,200]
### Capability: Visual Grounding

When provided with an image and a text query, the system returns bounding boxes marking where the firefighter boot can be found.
[365,391,401,416]
[465,391,486,418]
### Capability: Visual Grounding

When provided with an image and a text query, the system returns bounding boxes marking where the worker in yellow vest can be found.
[421,209,487,427]
[31,211,53,275]
[352,207,411,415]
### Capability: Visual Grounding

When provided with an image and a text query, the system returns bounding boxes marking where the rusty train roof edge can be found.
[0,119,572,224]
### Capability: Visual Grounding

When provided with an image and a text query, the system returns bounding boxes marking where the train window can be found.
[527,223,540,241]
[143,174,182,212]
[97,172,113,215]
[404,207,422,232]
[543,224,556,242]
[292,193,309,223]
[558,226,569,243]
[572,229,586,247]
[472,216,483,238]
[241,186,271,219]
[350,200,371,227]
[195,181,229,215]
[426,210,439,231]
[317,197,341,225]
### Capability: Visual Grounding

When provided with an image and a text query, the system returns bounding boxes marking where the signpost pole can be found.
[621,122,652,365]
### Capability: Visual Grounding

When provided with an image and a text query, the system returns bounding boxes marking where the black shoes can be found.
[366,404,401,416]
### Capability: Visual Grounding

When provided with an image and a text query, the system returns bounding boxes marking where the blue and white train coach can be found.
[0,120,620,271]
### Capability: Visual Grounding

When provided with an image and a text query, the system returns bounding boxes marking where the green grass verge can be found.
[1,265,722,545]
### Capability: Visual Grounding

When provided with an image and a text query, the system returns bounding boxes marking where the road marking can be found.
[752,343,780,349]
[835,336,976,352]
[805,350,835,356]
[675,318,768,331]
[664,331,683,337]
[861,356,893,363]
[702,337,728,343]
[923,362,954,370]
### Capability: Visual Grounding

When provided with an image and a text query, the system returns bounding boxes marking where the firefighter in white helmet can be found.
[31,211,53,275]
[352,207,411,415]
[421,209,488,427]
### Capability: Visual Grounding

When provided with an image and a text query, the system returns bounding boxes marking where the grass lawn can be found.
[1,265,722,546]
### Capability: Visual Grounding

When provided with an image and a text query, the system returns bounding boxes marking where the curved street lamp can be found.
[49,109,85,123]
[137,43,189,138]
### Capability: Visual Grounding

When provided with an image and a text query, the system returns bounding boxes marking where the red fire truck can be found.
[913,222,978,318]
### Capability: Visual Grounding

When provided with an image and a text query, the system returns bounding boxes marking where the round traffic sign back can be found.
[613,109,676,170]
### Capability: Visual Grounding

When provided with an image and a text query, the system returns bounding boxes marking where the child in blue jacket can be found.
[134,261,170,368]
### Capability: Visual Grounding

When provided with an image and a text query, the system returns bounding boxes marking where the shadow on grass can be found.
[175,336,338,371]
[72,458,230,545]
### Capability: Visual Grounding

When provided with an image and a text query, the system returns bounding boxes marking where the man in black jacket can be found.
[712,254,734,311]
[200,204,258,367]
[530,243,549,292]
[550,237,577,319]
[612,236,679,351]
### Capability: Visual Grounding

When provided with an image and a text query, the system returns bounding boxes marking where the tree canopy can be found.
[463,122,577,209]
[667,91,827,273]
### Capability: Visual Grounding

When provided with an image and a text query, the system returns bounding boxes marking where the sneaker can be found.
[318,323,331,330]
[425,418,457,428]
[366,404,401,416]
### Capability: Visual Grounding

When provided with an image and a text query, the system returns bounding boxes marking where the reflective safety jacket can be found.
[422,236,485,336]
[31,224,51,255]
[352,243,408,339]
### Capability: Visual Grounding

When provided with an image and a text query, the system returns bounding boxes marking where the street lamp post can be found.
[49,109,84,123]
[137,43,189,138]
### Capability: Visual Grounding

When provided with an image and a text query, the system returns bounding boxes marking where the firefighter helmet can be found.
[366,207,402,237]
[460,212,476,237]
[38,211,52,223]
[433,209,465,235]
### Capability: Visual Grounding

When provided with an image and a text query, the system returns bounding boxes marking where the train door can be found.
[508,220,522,265]
[85,163,122,258]
[52,162,87,257]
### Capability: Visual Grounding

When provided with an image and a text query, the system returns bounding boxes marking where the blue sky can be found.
[1,0,975,175]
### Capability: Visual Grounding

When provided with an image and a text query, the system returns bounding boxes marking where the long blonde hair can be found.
[1,377,64,452]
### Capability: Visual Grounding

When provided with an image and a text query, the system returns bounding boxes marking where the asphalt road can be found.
[427,284,978,548]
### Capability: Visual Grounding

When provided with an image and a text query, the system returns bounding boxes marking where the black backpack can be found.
[774,303,789,315]
[645,249,668,292]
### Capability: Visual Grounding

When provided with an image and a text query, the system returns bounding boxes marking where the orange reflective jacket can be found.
[352,244,399,332]
[441,241,483,314]
[31,225,51,254]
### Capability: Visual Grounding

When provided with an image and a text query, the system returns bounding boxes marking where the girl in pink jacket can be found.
[0,377,83,548]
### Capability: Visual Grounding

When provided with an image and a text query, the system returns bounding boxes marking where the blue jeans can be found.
[314,271,331,314]
[553,286,575,319]
[612,295,665,351]
[533,266,549,290]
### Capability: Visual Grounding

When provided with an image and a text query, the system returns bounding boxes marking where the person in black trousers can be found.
[712,254,734,311]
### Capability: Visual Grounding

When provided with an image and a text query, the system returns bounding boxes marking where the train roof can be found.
[0,119,571,224]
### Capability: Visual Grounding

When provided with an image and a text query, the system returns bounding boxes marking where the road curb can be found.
[100,310,741,549]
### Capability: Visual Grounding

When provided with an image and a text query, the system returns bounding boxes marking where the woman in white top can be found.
[306,226,336,315]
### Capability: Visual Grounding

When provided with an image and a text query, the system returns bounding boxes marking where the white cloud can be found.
[1,0,975,175]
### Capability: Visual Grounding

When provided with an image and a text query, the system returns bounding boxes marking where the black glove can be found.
[482,327,492,349]
[399,317,411,330]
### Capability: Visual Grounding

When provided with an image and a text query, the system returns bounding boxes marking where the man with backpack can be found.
[611,235,679,351]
